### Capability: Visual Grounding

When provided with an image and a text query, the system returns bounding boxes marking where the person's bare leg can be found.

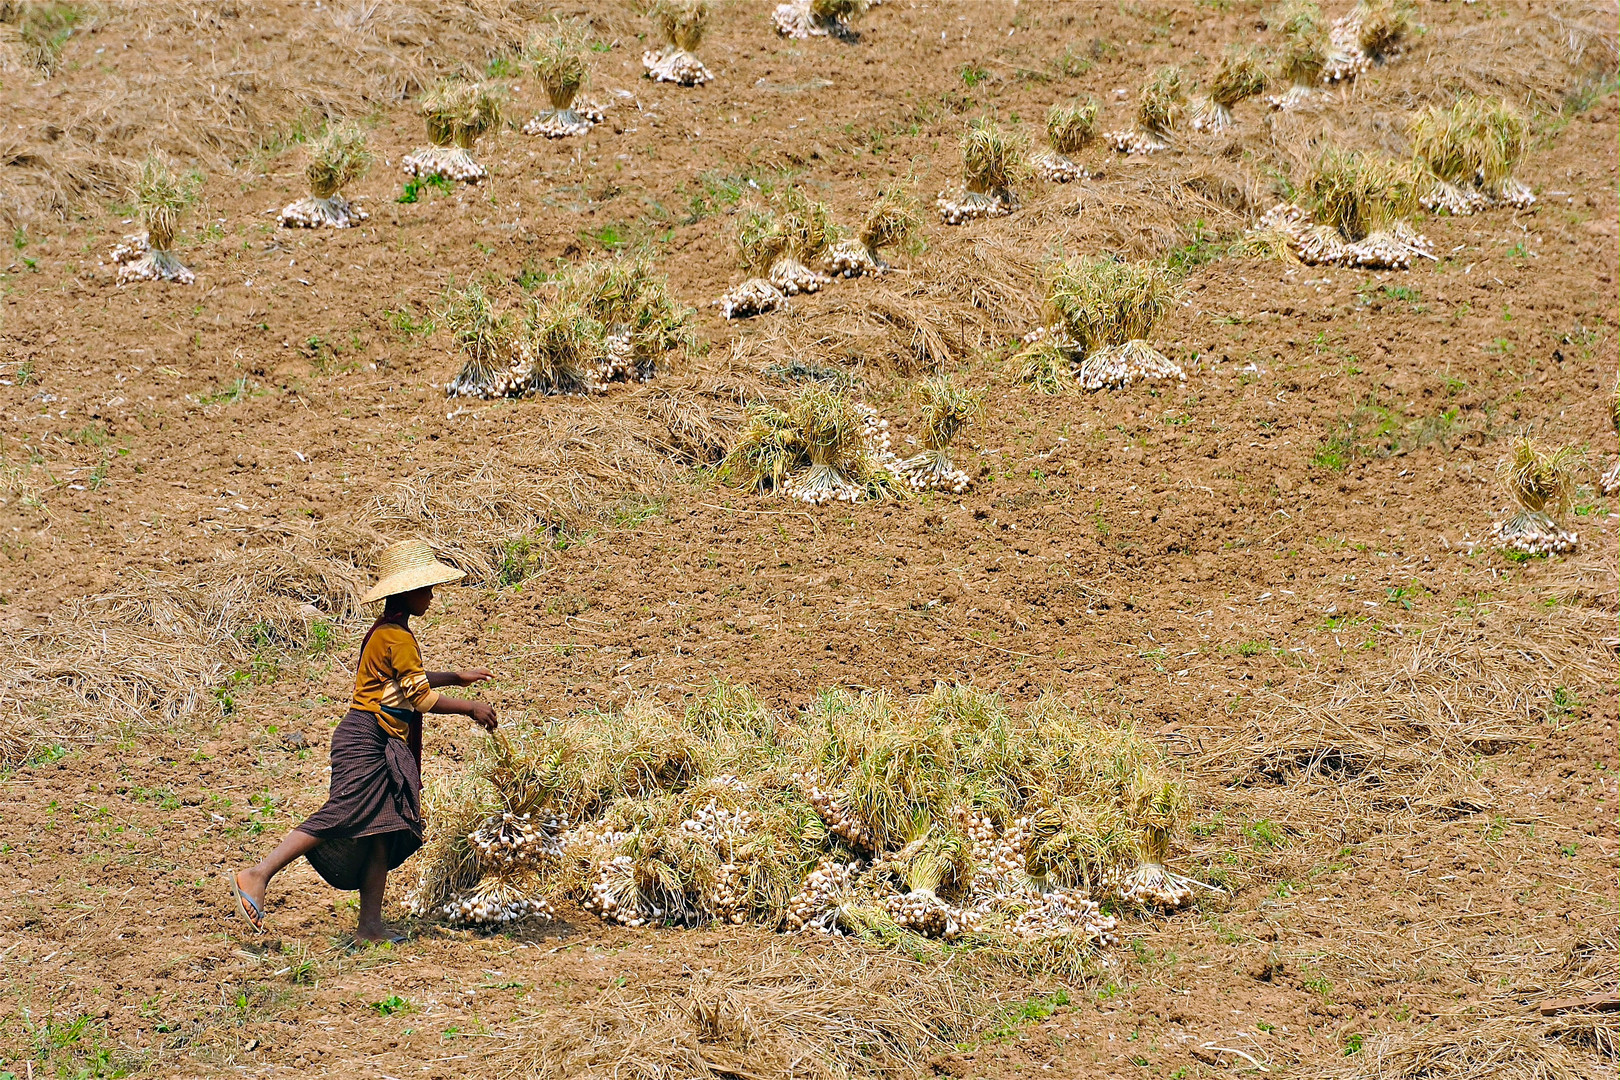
[237,829,322,908]
[355,836,392,942]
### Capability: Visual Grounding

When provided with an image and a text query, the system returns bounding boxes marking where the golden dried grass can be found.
[1204,604,1609,819]
[522,941,991,1080]
[1318,1014,1610,1080]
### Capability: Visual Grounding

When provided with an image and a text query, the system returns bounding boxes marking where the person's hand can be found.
[469,701,498,731]
[456,668,493,686]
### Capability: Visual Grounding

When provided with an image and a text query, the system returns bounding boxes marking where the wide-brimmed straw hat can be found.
[361,538,466,604]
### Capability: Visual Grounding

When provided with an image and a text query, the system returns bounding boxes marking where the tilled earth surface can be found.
[0,2,1615,1077]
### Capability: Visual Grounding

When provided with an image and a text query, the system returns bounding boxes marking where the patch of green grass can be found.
[195,378,261,408]
[959,63,990,88]
[371,995,409,1016]
[384,305,433,337]
[1310,434,1353,472]
[496,536,544,587]
[1166,219,1222,271]
[398,174,453,204]
[1242,819,1285,849]
[961,990,1071,1048]
[1237,639,1273,657]
[585,222,627,250]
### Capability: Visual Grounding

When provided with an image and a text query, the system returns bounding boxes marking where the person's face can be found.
[401,585,434,616]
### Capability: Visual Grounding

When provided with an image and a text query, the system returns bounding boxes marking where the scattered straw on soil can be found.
[522,940,993,1080]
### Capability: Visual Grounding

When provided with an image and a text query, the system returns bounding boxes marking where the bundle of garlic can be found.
[781,389,892,505]
[1032,99,1097,182]
[882,889,982,940]
[820,189,918,279]
[796,772,876,850]
[1116,863,1197,909]
[938,119,1023,225]
[524,23,603,138]
[966,814,1033,898]
[469,810,567,867]
[1253,150,1434,270]
[773,0,866,40]
[113,157,198,285]
[1025,256,1185,392]
[643,0,713,86]
[1006,888,1119,946]
[1188,47,1265,134]
[441,877,558,926]
[717,277,785,319]
[1322,0,1411,83]
[1104,66,1184,154]
[1266,0,1328,111]
[784,859,861,932]
[895,377,980,494]
[1409,95,1536,216]
[404,80,500,183]
[281,123,370,229]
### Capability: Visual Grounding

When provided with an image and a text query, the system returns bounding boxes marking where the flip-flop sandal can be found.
[227,871,266,934]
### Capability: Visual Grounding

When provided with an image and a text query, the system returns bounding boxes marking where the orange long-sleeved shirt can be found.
[352,623,439,739]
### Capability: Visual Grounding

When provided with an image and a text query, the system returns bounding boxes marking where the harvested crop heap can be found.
[444,258,692,399]
[717,189,838,315]
[1189,47,1265,133]
[1266,0,1328,111]
[1602,379,1619,497]
[111,157,196,285]
[525,24,603,138]
[1017,257,1185,392]
[773,0,866,40]
[643,0,713,85]
[1324,0,1412,82]
[406,683,1204,968]
[1254,149,1434,269]
[726,386,897,505]
[1409,95,1536,215]
[280,123,371,229]
[937,119,1024,225]
[1032,100,1097,182]
[894,378,980,494]
[403,80,500,183]
[822,189,919,278]
[1106,66,1184,154]
[1492,439,1579,556]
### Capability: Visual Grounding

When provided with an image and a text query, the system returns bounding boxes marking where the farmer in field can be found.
[228,539,498,943]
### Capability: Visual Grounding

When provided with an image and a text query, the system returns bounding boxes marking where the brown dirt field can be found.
[0,1,1616,1077]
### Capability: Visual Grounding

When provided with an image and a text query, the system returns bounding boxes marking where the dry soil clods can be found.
[822,189,919,278]
[773,0,866,40]
[1106,66,1185,153]
[1323,0,1413,83]
[938,119,1023,224]
[111,157,196,285]
[1409,95,1536,214]
[1492,439,1579,556]
[1032,100,1098,182]
[643,0,713,85]
[1267,0,1329,110]
[525,25,603,138]
[1189,47,1266,133]
[894,378,980,494]
[280,123,371,229]
[403,80,500,183]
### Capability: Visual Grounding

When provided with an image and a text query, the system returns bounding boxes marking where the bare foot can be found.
[236,868,268,909]
[355,924,405,945]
